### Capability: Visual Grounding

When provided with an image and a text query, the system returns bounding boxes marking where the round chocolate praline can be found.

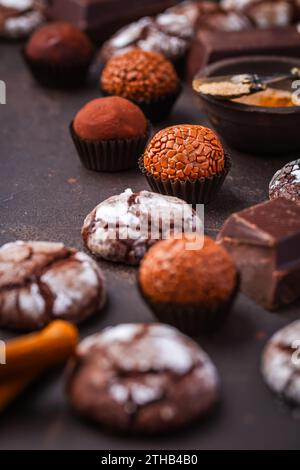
[73,96,147,141]
[100,49,181,123]
[100,49,179,102]
[269,159,300,205]
[138,235,238,335]
[143,124,225,182]
[25,21,94,66]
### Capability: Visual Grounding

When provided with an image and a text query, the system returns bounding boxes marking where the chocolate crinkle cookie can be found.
[0,241,106,330]
[66,323,220,434]
[0,0,45,39]
[99,1,198,63]
[81,189,201,266]
[269,159,300,205]
[262,320,300,405]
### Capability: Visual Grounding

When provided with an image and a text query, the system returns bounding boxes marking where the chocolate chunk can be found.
[269,159,300,205]
[187,26,300,80]
[45,0,178,43]
[217,198,300,310]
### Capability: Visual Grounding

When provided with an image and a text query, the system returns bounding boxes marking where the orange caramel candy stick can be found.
[0,320,78,382]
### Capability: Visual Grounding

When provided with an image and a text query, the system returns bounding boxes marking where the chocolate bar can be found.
[187,26,300,80]
[45,0,178,43]
[217,198,300,311]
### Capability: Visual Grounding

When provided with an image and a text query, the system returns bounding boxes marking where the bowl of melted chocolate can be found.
[194,56,300,154]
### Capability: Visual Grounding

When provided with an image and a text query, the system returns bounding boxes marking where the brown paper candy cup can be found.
[101,85,182,124]
[138,275,239,337]
[139,153,231,205]
[22,49,92,89]
[70,121,152,172]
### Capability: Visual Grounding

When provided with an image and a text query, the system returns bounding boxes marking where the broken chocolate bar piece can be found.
[217,198,300,311]
[187,25,300,80]
[45,0,178,43]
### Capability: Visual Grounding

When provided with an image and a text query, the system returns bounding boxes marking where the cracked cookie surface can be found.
[0,240,106,330]
[262,320,300,404]
[82,189,201,266]
[66,323,219,433]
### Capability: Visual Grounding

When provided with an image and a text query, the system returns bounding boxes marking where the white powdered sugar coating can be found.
[111,17,153,48]
[221,0,254,10]
[78,324,140,354]
[41,251,101,316]
[262,320,300,404]
[18,283,46,319]
[0,0,33,9]
[109,384,129,404]
[130,384,162,406]
[5,11,43,38]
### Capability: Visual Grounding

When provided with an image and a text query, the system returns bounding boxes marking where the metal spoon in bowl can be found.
[193,67,300,101]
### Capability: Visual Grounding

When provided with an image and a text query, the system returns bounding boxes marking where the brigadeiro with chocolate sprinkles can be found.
[66,323,220,434]
[70,96,151,172]
[100,49,181,123]
[23,21,94,88]
[269,159,300,205]
[139,124,231,205]
[138,235,238,336]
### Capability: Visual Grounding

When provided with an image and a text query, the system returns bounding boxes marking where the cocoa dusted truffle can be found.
[269,159,300,205]
[139,124,231,204]
[25,21,93,65]
[73,97,147,142]
[138,235,238,335]
[70,97,150,172]
[23,21,94,88]
[100,49,181,123]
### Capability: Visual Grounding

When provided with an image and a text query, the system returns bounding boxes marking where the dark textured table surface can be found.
[0,43,300,450]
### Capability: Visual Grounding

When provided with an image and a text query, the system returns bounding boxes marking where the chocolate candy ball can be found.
[100,49,179,102]
[73,96,147,141]
[143,124,225,181]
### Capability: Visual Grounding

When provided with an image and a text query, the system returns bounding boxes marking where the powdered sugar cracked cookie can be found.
[262,320,300,405]
[0,240,106,330]
[66,323,220,434]
[82,189,201,266]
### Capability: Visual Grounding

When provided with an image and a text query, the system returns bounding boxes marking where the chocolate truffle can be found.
[100,49,180,122]
[82,188,201,265]
[262,320,300,404]
[138,235,238,335]
[140,124,230,204]
[66,323,220,433]
[23,21,94,88]
[217,198,300,310]
[269,159,300,205]
[73,97,147,142]
[25,21,93,66]
[143,125,225,181]
[0,240,106,331]
[70,97,150,172]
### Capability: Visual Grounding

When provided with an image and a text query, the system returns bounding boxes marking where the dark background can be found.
[0,43,300,450]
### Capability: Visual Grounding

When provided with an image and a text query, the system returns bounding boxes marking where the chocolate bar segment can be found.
[217,198,300,311]
[187,25,300,80]
[45,0,178,43]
